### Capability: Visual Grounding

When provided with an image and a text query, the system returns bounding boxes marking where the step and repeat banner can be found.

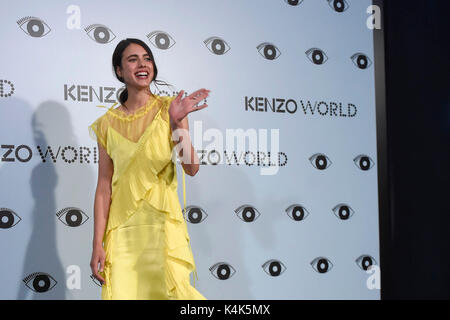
[0,0,382,299]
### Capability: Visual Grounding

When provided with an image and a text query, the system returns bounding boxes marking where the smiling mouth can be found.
[135,72,149,79]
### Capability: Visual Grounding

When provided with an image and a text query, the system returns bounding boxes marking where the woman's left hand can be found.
[169,88,210,125]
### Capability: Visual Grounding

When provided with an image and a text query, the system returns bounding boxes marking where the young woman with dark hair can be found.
[88,38,208,300]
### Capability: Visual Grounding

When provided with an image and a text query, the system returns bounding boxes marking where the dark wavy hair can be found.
[112,38,170,104]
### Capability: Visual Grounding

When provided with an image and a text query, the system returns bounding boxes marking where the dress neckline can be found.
[108,95,159,121]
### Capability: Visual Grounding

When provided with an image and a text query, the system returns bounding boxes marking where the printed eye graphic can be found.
[147,31,176,50]
[309,153,332,170]
[355,254,377,271]
[262,259,287,277]
[204,36,231,55]
[209,262,236,280]
[235,205,261,223]
[257,42,281,60]
[90,274,103,287]
[353,154,375,171]
[0,208,21,229]
[332,203,355,220]
[154,89,172,97]
[85,24,116,44]
[285,204,310,221]
[305,48,328,65]
[17,16,51,38]
[311,257,333,273]
[351,53,372,70]
[284,0,304,6]
[327,0,350,13]
[23,272,57,293]
[56,207,89,227]
[183,205,208,224]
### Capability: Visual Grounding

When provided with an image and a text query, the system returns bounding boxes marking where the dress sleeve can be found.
[88,115,108,150]
[163,96,177,150]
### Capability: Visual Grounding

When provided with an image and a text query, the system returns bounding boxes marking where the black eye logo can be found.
[147,31,176,50]
[90,274,103,287]
[235,205,261,223]
[351,53,372,70]
[183,205,208,224]
[17,16,51,38]
[353,154,375,171]
[309,153,332,170]
[0,208,21,229]
[257,42,281,60]
[210,262,236,280]
[56,207,89,227]
[285,204,310,221]
[355,254,377,271]
[284,0,304,6]
[85,24,116,44]
[332,203,355,220]
[262,259,287,277]
[327,0,350,13]
[305,48,328,65]
[154,89,172,98]
[23,272,57,293]
[204,36,231,55]
[311,257,333,273]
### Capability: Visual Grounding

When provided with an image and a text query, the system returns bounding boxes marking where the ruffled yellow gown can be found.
[88,94,205,300]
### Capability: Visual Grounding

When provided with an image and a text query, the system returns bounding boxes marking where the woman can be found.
[88,38,208,300]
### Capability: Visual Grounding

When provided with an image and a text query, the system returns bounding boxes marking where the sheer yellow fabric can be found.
[88,95,204,300]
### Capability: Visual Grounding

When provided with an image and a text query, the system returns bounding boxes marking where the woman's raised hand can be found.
[169,88,210,125]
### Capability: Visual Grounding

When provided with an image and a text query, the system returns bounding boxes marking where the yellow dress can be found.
[88,94,206,300]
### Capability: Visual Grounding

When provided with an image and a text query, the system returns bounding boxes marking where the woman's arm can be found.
[90,142,113,284]
[168,89,210,176]
[170,115,199,176]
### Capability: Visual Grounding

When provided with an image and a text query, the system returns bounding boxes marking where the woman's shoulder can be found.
[154,94,176,113]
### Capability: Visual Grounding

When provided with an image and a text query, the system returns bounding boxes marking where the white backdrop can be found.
[0,0,381,299]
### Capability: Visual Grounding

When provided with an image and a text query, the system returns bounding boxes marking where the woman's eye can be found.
[128,58,150,62]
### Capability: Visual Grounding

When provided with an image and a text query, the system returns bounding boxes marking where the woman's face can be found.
[116,43,154,90]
